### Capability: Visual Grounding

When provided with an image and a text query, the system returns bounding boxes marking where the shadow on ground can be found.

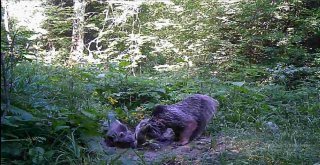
[101,133,230,164]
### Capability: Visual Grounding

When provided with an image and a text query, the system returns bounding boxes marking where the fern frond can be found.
[5,105,33,121]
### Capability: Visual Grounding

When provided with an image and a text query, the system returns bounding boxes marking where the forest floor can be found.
[101,127,320,164]
[102,135,223,164]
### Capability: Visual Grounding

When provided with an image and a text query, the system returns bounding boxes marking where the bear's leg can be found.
[178,120,197,145]
[190,120,207,141]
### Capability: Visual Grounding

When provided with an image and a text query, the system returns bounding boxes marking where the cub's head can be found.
[106,131,135,148]
[104,120,136,148]
[134,118,166,146]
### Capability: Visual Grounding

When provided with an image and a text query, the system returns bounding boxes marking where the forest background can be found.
[1,0,319,164]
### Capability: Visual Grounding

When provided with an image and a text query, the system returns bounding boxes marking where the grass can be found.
[1,62,319,164]
[216,127,320,164]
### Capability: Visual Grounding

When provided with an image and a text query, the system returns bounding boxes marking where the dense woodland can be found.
[1,0,319,164]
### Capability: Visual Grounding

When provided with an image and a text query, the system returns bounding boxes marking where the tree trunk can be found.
[3,0,12,43]
[69,0,86,65]
[1,0,11,125]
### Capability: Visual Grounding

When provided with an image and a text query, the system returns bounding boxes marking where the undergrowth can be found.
[1,62,319,164]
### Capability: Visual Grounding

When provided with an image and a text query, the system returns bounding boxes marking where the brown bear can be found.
[104,120,136,148]
[134,94,219,146]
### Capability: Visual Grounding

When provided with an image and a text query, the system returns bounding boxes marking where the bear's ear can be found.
[153,105,166,115]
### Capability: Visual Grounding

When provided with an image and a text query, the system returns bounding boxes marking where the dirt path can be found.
[102,133,227,164]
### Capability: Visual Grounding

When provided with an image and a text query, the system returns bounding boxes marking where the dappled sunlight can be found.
[1,0,319,164]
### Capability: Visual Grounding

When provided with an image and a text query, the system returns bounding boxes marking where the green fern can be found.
[3,105,33,121]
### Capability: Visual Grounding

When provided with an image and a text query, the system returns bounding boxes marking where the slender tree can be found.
[70,0,87,65]
[1,0,12,124]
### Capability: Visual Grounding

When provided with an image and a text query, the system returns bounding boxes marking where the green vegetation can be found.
[1,0,319,164]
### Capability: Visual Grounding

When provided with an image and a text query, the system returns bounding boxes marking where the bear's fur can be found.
[135,94,219,146]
